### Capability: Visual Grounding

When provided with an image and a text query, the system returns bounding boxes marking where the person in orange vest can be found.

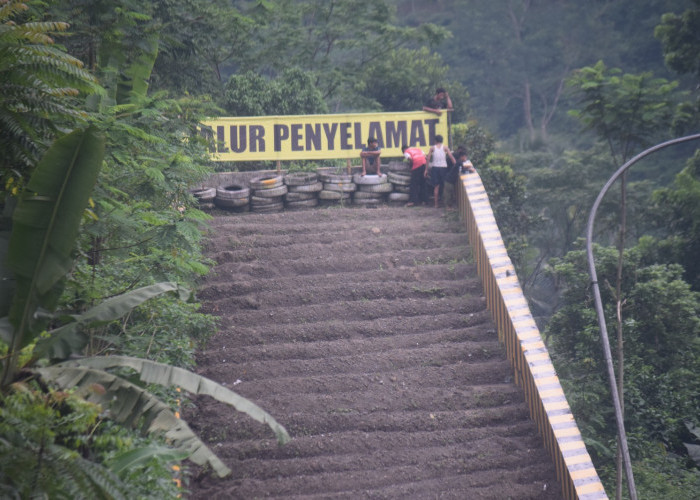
[402,144,429,207]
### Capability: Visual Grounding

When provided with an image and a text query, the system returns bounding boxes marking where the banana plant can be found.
[0,126,289,479]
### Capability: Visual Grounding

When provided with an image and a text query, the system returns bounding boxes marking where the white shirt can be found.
[431,144,447,167]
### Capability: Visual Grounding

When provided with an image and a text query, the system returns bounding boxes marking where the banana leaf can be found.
[1,126,104,385]
[40,356,291,476]
[106,445,189,476]
[32,282,191,361]
[38,365,232,478]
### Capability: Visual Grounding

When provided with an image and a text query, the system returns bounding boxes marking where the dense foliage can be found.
[1,0,699,497]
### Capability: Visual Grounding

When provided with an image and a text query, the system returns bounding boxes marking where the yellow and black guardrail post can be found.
[456,171,608,500]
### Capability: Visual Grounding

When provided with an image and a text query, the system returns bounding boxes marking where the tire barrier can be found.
[285,191,317,202]
[284,171,319,186]
[250,175,286,212]
[250,175,284,190]
[283,172,322,209]
[191,187,216,210]
[319,172,353,183]
[352,173,387,185]
[253,184,288,198]
[191,187,216,201]
[288,182,323,193]
[214,185,249,210]
[388,192,410,202]
[388,172,411,186]
[358,182,393,194]
[324,182,357,193]
[456,171,607,500]
[285,198,319,209]
[388,160,411,173]
[318,189,351,201]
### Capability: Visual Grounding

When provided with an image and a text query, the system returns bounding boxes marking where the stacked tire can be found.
[353,173,391,206]
[284,172,321,209]
[249,175,286,212]
[318,172,354,205]
[190,187,216,211]
[387,171,411,203]
[215,185,249,212]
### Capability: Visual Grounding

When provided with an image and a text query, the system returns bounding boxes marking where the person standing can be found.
[443,147,476,210]
[360,137,382,176]
[423,87,454,150]
[422,88,453,116]
[402,144,428,207]
[426,134,456,209]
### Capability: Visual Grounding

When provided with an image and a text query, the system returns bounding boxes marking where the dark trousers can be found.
[409,164,428,204]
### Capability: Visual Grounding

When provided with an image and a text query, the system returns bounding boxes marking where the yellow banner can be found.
[200,111,449,161]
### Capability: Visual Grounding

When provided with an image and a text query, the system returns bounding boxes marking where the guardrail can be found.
[456,171,608,500]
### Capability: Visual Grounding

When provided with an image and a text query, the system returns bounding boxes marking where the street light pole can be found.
[585,133,700,500]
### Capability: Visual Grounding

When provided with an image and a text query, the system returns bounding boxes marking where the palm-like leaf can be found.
[39,358,291,477]
[106,445,189,477]
[31,282,191,361]
[0,2,100,174]
[0,126,105,386]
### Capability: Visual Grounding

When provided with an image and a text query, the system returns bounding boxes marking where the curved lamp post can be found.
[586,133,700,500]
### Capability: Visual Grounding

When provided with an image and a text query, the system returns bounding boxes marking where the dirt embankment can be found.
[186,205,562,499]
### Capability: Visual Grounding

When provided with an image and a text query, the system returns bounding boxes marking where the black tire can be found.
[353,173,388,185]
[324,182,356,193]
[353,197,382,205]
[251,202,284,212]
[319,173,353,183]
[249,175,284,190]
[353,191,384,200]
[215,196,249,208]
[389,161,412,173]
[318,190,350,200]
[388,192,410,202]
[359,182,393,193]
[284,172,319,186]
[286,198,319,209]
[388,172,411,186]
[288,181,323,193]
[252,184,288,197]
[285,191,317,202]
[216,184,250,200]
[191,187,216,201]
[250,195,282,205]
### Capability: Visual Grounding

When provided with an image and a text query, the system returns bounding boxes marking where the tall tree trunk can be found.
[523,80,535,143]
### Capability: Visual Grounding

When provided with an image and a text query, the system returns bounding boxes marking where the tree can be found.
[651,150,700,290]
[224,0,451,112]
[566,59,679,497]
[545,242,700,499]
[655,0,700,85]
[0,127,289,494]
[0,0,98,186]
[223,67,328,116]
[655,0,700,135]
[359,46,470,121]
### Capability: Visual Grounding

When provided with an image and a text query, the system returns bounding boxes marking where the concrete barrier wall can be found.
[456,171,608,500]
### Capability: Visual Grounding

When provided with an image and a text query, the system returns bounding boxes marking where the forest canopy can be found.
[1,0,699,498]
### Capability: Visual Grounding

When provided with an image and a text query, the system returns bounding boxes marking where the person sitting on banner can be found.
[360,137,382,176]
[422,87,453,116]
